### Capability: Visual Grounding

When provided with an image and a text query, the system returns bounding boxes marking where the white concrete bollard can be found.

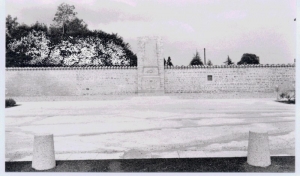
[32,134,56,170]
[247,130,271,167]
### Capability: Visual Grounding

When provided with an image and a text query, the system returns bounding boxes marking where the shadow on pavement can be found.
[5,156,295,172]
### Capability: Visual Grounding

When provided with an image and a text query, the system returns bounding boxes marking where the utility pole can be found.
[204,48,206,65]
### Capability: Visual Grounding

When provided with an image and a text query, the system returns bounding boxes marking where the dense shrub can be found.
[6,30,137,67]
[7,30,50,66]
[6,9,138,67]
[276,83,295,104]
[5,98,16,108]
[279,92,295,103]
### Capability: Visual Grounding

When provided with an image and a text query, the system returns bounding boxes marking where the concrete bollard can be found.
[247,130,271,167]
[32,134,56,170]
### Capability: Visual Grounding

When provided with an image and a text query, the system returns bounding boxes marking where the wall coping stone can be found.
[6,63,295,71]
[165,63,295,69]
[6,66,138,71]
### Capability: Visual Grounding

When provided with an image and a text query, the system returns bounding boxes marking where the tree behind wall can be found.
[189,50,203,65]
[167,56,173,66]
[237,53,260,65]
[7,30,51,67]
[6,15,18,39]
[224,55,234,65]
[5,3,138,67]
[6,17,51,67]
[207,60,213,66]
[64,18,89,35]
[52,3,77,35]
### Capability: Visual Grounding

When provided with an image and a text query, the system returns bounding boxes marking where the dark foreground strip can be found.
[5,156,294,172]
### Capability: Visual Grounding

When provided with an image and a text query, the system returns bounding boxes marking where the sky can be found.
[5,0,297,66]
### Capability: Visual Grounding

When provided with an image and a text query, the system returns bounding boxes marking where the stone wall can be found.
[164,65,295,96]
[5,64,295,98]
[6,67,138,97]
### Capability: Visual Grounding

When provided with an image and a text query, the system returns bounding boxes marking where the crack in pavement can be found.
[46,120,295,137]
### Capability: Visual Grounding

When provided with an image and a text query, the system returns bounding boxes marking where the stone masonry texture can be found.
[5,65,295,97]
[164,66,295,95]
[6,67,138,97]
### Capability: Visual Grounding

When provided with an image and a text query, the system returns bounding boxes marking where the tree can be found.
[207,60,213,66]
[129,53,138,66]
[7,30,50,67]
[6,15,19,38]
[224,55,234,65]
[237,53,260,65]
[167,56,173,66]
[31,21,48,33]
[47,35,131,66]
[164,58,166,66]
[7,20,47,42]
[6,10,138,67]
[52,3,78,35]
[189,50,203,65]
[64,18,89,35]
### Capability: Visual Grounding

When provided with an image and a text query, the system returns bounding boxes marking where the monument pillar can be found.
[137,36,164,95]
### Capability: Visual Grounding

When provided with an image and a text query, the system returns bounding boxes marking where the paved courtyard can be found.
[5,96,295,161]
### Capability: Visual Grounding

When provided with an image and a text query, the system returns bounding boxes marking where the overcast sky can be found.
[6,0,296,65]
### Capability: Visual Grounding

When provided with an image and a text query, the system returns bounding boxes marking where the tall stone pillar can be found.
[137,36,164,95]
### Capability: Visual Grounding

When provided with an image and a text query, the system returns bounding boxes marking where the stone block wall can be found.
[6,67,138,97]
[164,65,295,96]
[5,64,295,98]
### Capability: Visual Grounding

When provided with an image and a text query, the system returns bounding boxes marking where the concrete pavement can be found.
[5,96,295,161]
